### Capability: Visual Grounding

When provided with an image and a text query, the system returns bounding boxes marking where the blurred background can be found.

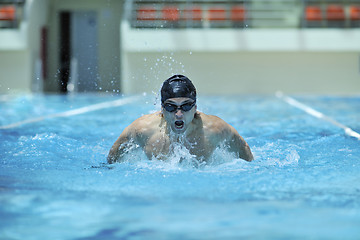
[0,0,359,95]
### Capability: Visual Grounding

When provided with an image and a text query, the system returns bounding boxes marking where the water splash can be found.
[140,53,187,99]
[252,142,300,167]
[165,136,204,169]
[110,134,254,171]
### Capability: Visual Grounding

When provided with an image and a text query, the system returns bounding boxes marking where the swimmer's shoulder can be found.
[130,111,163,132]
[118,112,162,145]
[197,112,228,127]
[136,111,162,123]
[196,112,234,135]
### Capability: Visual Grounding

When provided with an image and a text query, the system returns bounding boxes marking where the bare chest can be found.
[143,133,215,161]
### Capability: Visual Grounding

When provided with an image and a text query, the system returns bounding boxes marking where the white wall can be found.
[0,51,31,92]
[0,0,49,93]
[0,0,122,93]
[1,1,360,95]
[123,51,360,95]
[121,26,360,95]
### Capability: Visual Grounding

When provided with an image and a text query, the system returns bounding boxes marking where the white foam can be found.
[251,142,300,168]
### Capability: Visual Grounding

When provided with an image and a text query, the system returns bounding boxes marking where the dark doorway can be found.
[58,11,99,93]
[59,11,71,93]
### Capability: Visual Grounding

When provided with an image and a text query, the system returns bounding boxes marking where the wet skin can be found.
[107,97,253,164]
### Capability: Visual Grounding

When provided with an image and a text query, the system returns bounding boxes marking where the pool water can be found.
[1,94,360,239]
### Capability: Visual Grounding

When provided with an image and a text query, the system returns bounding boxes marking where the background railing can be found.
[126,0,360,29]
[0,0,25,29]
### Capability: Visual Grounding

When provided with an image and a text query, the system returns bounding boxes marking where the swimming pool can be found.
[1,93,359,239]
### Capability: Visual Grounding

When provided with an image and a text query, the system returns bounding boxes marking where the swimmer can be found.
[107,75,253,164]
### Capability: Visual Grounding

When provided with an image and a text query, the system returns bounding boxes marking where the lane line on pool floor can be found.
[0,95,141,130]
[276,91,360,141]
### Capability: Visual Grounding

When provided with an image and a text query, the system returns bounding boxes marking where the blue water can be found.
[1,94,360,239]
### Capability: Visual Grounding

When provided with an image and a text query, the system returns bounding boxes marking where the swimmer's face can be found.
[162,97,197,134]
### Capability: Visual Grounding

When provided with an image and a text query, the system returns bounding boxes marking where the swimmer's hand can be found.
[107,154,117,164]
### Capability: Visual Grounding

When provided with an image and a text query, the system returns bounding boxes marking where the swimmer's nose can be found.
[175,109,183,118]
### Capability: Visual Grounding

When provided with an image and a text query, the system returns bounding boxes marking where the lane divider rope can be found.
[276,91,360,140]
[0,95,141,130]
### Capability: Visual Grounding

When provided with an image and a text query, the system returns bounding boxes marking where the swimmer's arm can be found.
[107,127,134,164]
[208,115,253,162]
[226,126,254,162]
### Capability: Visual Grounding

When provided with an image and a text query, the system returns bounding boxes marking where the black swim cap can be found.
[161,75,196,104]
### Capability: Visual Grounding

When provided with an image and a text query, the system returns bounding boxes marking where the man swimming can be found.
[107,75,253,164]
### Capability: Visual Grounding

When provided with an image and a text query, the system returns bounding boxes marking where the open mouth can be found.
[174,120,184,129]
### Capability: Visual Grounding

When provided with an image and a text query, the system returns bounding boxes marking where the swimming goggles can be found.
[163,101,195,112]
